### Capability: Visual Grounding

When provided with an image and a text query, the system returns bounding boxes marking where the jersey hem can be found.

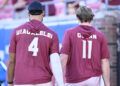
[14,79,51,85]
[66,74,102,83]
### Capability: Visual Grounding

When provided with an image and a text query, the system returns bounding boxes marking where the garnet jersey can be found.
[60,25,110,83]
[9,20,59,84]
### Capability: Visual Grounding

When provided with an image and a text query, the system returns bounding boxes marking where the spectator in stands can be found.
[67,2,77,15]
[54,0,79,15]
[0,0,27,19]
[0,0,56,18]
[65,0,79,15]
[67,0,101,13]
[0,0,8,9]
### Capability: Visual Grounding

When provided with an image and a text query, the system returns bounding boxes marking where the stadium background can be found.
[0,0,120,86]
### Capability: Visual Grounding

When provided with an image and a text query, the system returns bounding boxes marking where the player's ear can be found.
[41,11,45,17]
[28,13,30,17]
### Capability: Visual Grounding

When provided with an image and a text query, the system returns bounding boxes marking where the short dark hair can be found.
[76,6,94,23]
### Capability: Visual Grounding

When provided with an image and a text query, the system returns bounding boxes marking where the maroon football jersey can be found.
[60,25,110,83]
[9,20,59,84]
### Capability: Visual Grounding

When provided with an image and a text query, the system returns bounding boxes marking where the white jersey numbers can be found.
[28,37,39,56]
[82,40,86,59]
[82,40,92,59]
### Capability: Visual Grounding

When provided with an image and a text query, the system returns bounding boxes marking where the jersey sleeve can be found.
[9,29,16,53]
[101,34,110,59]
[50,33,59,54]
[60,30,71,55]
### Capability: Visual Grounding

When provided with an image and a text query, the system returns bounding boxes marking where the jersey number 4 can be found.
[82,40,92,59]
[28,37,39,56]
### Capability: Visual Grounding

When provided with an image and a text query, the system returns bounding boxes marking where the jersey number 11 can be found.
[82,40,92,59]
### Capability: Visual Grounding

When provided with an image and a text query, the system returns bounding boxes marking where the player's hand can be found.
[8,84,14,86]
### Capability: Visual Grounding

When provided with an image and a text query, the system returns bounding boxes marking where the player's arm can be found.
[50,53,64,86]
[0,0,8,9]
[101,34,110,86]
[7,53,16,86]
[8,29,16,86]
[60,54,68,71]
[50,33,64,86]
[101,58,110,86]
[60,30,70,72]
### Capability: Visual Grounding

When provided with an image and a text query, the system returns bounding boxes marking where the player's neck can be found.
[30,16,43,22]
[80,22,90,26]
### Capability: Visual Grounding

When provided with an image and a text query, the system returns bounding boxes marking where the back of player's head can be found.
[28,1,43,15]
[76,6,94,23]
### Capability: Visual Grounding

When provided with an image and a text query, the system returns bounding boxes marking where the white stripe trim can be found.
[0,61,7,71]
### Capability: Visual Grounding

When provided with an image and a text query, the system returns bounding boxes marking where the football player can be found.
[7,1,64,86]
[60,6,110,86]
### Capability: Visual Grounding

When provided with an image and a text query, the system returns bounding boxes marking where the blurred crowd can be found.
[0,0,120,19]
